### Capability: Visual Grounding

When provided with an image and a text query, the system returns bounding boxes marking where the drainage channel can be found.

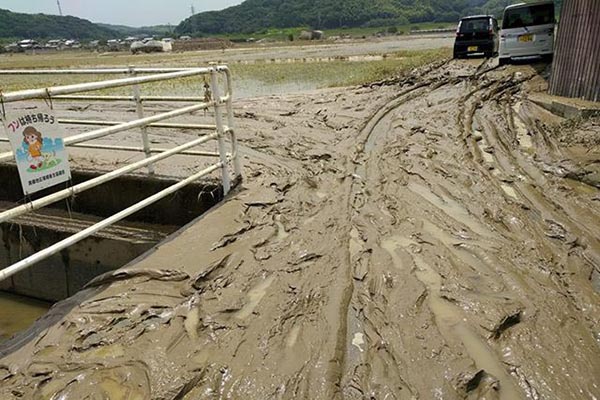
[0,163,222,342]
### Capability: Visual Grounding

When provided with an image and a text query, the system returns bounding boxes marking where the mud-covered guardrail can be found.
[0,66,242,282]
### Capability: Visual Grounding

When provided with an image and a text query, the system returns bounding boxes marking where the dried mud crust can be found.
[1,60,599,400]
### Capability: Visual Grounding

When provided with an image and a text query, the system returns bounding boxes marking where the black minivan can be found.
[454,15,499,58]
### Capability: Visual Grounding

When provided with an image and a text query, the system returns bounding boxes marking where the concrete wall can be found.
[0,164,222,226]
[0,221,157,302]
[0,163,223,302]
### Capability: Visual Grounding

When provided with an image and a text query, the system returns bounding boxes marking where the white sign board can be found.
[2,107,71,195]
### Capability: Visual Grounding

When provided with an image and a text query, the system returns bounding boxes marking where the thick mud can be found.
[1,60,599,399]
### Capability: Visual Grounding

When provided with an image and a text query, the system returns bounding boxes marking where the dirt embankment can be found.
[1,60,599,399]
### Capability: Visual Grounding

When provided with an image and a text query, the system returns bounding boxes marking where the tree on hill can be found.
[0,8,115,39]
[175,0,563,35]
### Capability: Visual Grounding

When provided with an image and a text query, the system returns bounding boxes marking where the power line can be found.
[56,0,63,16]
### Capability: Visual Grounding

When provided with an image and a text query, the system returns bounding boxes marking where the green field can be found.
[194,22,456,43]
[0,47,450,97]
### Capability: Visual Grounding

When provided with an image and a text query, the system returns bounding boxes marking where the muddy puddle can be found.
[0,292,50,343]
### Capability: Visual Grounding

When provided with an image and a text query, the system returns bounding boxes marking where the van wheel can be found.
[498,57,509,66]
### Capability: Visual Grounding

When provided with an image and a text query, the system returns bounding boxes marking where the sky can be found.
[0,0,245,27]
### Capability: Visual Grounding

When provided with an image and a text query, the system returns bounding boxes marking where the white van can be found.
[498,1,555,65]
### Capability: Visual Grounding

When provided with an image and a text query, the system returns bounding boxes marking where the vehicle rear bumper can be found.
[454,41,495,55]
[499,47,554,59]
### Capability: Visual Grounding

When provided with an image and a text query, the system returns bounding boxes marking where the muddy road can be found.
[1,60,599,399]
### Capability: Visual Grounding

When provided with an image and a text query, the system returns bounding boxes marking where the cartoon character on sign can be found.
[23,126,45,170]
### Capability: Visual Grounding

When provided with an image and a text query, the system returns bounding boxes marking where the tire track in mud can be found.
[340,78,441,399]
[338,60,517,399]
[451,65,600,398]
[462,69,600,293]
[337,61,465,397]
[380,80,525,398]
[340,60,600,400]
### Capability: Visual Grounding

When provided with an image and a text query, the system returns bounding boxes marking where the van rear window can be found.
[459,19,490,33]
[503,4,555,29]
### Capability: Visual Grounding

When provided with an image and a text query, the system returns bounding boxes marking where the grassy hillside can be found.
[0,8,115,39]
[176,0,562,35]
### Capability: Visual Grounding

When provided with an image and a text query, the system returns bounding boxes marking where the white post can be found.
[209,67,231,195]
[129,66,154,174]
[223,68,242,180]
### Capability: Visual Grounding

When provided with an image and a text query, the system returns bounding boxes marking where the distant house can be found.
[64,40,81,48]
[299,30,324,40]
[45,39,62,49]
[107,39,122,50]
[4,43,21,52]
[17,39,39,49]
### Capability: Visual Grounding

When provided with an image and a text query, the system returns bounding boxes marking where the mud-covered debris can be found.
[85,269,189,288]
[27,363,55,377]
[237,111,257,119]
[287,252,322,272]
[211,224,254,250]
[291,251,322,265]
[410,126,428,135]
[269,179,296,194]
[190,254,232,291]
[490,310,522,340]
[353,249,372,281]
[165,371,206,400]
[544,220,568,241]
[75,331,108,351]
[306,151,333,161]
[303,176,319,189]
[0,365,13,381]
[455,369,500,396]
[243,198,281,208]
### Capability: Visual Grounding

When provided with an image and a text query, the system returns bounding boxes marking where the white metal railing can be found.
[0,65,242,282]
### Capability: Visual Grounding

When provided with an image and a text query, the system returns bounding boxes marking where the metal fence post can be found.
[209,67,231,195]
[129,66,154,174]
[223,68,242,181]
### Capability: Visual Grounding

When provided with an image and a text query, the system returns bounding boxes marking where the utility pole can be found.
[56,0,63,16]
[190,3,197,35]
